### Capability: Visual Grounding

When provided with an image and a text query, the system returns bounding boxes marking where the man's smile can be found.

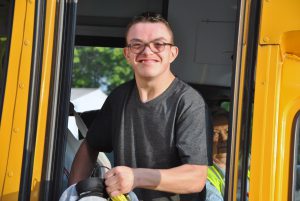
[137,58,159,63]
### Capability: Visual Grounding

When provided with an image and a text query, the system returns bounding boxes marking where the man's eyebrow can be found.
[151,37,168,42]
[128,37,168,43]
[129,39,143,43]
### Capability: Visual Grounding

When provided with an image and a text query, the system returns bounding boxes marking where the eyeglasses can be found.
[126,41,174,54]
[213,128,229,135]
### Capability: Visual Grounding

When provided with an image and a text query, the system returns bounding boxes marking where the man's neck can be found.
[213,155,227,170]
[135,72,175,103]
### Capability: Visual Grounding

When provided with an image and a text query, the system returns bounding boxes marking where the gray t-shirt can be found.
[86,78,212,201]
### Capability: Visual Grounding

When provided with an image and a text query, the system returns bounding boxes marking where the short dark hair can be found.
[212,108,229,122]
[125,11,174,44]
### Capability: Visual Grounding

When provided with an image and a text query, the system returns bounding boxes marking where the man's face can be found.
[124,22,178,80]
[213,116,228,159]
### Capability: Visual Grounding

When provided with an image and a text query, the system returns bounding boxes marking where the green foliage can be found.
[220,101,230,112]
[72,46,133,94]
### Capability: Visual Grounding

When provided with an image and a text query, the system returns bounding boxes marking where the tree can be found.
[72,46,133,94]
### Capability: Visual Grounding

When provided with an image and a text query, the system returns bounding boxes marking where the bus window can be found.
[63,45,133,190]
[291,112,300,201]
[71,46,133,94]
[0,0,14,122]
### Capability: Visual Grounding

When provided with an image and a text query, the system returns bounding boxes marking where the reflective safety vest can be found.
[207,164,251,196]
[207,164,225,196]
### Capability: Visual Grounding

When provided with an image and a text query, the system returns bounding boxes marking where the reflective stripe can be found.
[207,165,225,196]
[207,165,250,196]
[248,169,250,179]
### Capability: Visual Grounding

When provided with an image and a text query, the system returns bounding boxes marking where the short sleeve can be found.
[86,97,113,152]
[175,91,213,165]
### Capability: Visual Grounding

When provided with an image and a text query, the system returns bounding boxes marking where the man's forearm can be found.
[68,140,98,185]
[134,164,207,194]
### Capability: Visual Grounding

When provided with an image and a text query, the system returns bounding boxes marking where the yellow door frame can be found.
[250,0,300,200]
[0,0,35,199]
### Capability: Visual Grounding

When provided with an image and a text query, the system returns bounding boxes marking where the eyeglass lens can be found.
[129,42,171,54]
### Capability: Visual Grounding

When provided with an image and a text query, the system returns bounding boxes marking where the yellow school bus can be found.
[0,0,299,200]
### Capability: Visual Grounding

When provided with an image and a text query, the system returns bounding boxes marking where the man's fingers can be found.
[104,166,134,195]
[106,184,121,196]
[104,169,115,179]
[110,190,122,197]
[105,174,118,186]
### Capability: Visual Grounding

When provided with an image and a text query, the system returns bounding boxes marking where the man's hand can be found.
[104,166,136,197]
[103,164,206,196]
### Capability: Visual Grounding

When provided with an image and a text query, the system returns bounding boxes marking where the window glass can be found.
[68,46,133,137]
[292,112,300,201]
[63,46,133,189]
[72,46,133,94]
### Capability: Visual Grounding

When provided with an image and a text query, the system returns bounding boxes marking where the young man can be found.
[69,12,212,201]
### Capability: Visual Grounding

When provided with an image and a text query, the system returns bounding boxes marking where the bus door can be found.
[227,0,300,201]
[0,0,78,200]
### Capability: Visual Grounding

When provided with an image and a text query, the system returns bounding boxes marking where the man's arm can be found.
[104,164,207,197]
[68,140,99,185]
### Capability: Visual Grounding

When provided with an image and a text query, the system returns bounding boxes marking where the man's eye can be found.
[153,42,164,49]
[131,43,143,49]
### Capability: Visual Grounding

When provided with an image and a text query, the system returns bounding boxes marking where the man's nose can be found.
[220,131,228,140]
[141,44,154,54]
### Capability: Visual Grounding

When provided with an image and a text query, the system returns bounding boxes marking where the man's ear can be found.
[169,46,179,63]
[123,47,130,60]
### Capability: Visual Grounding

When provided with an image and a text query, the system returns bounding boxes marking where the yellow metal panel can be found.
[0,0,36,200]
[250,0,300,200]
[276,54,300,201]
[30,0,57,200]
[250,45,281,201]
[260,0,300,44]
[250,42,300,201]
[0,0,27,199]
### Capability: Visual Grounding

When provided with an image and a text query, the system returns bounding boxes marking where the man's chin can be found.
[215,153,227,159]
[136,71,159,79]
